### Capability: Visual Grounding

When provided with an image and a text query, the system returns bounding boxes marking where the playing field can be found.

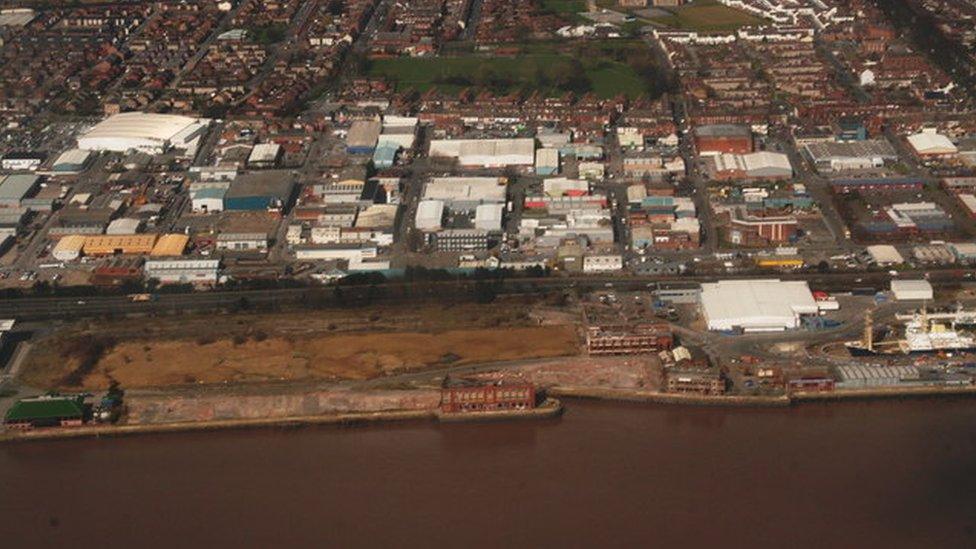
[540,0,587,17]
[651,0,765,31]
[367,41,663,99]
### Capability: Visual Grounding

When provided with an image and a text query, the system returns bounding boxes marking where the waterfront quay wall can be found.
[125,388,443,425]
[551,384,976,407]
[549,386,792,407]
[0,395,564,443]
[791,384,976,402]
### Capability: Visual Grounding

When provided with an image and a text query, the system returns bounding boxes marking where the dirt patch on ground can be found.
[468,355,664,391]
[23,325,580,390]
[20,299,583,390]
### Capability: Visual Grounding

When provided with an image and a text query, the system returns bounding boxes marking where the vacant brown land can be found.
[21,301,581,390]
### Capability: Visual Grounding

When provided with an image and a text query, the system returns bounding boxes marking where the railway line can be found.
[0,269,970,321]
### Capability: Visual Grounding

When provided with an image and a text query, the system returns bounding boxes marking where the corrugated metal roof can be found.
[53,234,87,254]
[0,174,39,201]
[151,234,189,256]
[701,279,818,330]
[907,132,957,154]
[52,148,92,170]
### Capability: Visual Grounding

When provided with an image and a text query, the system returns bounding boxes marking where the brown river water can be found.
[1,398,975,548]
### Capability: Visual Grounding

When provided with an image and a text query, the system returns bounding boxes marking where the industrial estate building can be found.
[50,149,93,173]
[890,279,934,301]
[82,234,158,256]
[707,151,793,180]
[699,279,820,332]
[694,124,752,154]
[77,112,210,155]
[0,174,40,208]
[421,177,507,209]
[866,244,905,265]
[803,140,897,172]
[144,259,220,284]
[906,132,957,158]
[429,138,536,167]
[346,120,382,155]
[223,172,295,211]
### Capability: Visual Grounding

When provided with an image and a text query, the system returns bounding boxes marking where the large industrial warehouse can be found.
[708,151,793,180]
[422,177,507,209]
[428,138,535,167]
[77,112,211,155]
[700,279,820,332]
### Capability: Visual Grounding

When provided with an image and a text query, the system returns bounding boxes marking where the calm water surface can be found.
[2,399,975,548]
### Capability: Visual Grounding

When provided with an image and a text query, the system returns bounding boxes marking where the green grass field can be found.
[539,0,588,16]
[651,0,766,31]
[366,41,666,99]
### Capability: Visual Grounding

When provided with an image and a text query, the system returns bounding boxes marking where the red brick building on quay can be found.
[440,382,537,413]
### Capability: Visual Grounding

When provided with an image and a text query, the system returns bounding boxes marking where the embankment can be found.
[548,386,791,407]
[791,384,976,402]
[551,384,976,407]
[124,387,442,424]
[0,387,564,443]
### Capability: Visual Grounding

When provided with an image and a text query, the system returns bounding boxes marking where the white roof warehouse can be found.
[700,279,820,332]
[77,112,210,155]
[422,177,507,210]
[429,138,535,167]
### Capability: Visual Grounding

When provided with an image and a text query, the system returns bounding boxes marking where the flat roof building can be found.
[51,149,93,173]
[416,199,445,232]
[0,174,40,208]
[866,244,904,265]
[700,279,819,332]
[216,232,268,252]
[105,217,143,235]
[1,152,45,171]
[52,235,87,262]
[145,259,219,284]
[422,177,507,210]
[803,140,897,173]
[347,120,382,154]
[191,186,226,213]
[372,143,400,169]
[429,138,535,167]
[77,112,210,155]
[709,151,793,180]
[535,147,560,175]
[474,203,505,232]
[907,132,957,158]
[694,124,752,155]
[82,234,158,256]
[891,279,934,301]
[150,234,190,257]
[247,143,282,168]
[224,172,295,211]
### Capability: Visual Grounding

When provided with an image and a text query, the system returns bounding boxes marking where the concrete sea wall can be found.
[125,388,443,424]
